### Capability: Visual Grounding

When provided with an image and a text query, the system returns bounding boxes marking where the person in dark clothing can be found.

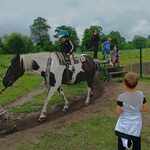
[60,36,75,72]
[91,31,100,59]
[61,37,74,55]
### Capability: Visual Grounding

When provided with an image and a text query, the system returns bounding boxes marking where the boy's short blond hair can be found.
[124,72,139,89]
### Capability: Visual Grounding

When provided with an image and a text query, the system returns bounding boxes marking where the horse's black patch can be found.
[32,60,40,71]
[49,72,56,86]
[75,72,86,83]
[3,54,25,88]
[62,69,73,84]
[41,71,46,78]
[41,71,47,84]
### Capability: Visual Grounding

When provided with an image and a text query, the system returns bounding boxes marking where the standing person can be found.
[91,31,100,59]
[111,45,120,66]
[115,72,149,150]
[103,38,112,64]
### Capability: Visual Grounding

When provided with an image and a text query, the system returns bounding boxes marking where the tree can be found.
[121,41,135,50]
[146,39,150,48]
[22,36,34,53]
[81,25,103,51]
[3,33,25,54]
[0,38,4,53]
[133,35,146,49]
[3,33,34,54]
[108,31,126,48]
[0,38,3,48]
[147,35,150,39]
[30,17,51,48]
[55,25,80,50]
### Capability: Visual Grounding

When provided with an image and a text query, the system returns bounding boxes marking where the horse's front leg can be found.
[58,87,69,112]
[39,86,58,121]
[85,86,92,105]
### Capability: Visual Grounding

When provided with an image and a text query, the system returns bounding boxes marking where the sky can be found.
[0,0,150,41]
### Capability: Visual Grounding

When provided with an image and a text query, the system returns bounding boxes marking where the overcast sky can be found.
[0,0,150,40]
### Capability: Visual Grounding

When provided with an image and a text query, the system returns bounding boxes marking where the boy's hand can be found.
[116,106,124,116]
[141,103,149,112]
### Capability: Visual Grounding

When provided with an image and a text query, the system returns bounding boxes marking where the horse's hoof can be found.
[63,106,69,113]
[90,93,94,97]
[85,101,90,106]
[38,115,47,123]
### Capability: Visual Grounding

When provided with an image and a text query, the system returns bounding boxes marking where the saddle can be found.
[55,52,79,66]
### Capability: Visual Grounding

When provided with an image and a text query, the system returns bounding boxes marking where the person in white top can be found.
[115,72,149,150]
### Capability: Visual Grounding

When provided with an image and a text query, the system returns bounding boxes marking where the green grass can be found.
[0,54,42,106]
[16,116,116,150]
[85,48,150,65]
[120,49,150,65]
[140,76,150,83]
[0,73,42,106]
[1,53,150,150]
[15,77,150,150]
[10,82,87,113]
[16,115,150,150]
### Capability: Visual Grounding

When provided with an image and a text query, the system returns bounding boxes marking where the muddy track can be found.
[0,81,105,137]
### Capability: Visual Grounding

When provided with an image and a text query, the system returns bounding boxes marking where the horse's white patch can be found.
[21,52,50,73]
[69,62,84,83]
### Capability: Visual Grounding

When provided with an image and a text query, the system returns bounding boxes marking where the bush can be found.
[3,33,34,54]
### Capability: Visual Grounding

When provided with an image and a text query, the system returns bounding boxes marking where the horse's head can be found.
[2,54,25,88]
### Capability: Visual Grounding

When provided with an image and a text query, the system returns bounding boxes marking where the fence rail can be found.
[125,62,150,75]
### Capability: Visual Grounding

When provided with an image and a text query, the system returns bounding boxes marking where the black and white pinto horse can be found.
[2,52,99,121]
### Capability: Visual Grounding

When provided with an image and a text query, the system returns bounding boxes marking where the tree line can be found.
[0,17,149,54]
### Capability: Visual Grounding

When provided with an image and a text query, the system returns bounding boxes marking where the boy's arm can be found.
[116,101,124,115]
[141,103,149,112]
[141,98,149,112]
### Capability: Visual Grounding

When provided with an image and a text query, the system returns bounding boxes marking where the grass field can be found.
[0,74,42,106]
[16,116,150,150]
[120,48,150,65]
[86,48,150,65]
